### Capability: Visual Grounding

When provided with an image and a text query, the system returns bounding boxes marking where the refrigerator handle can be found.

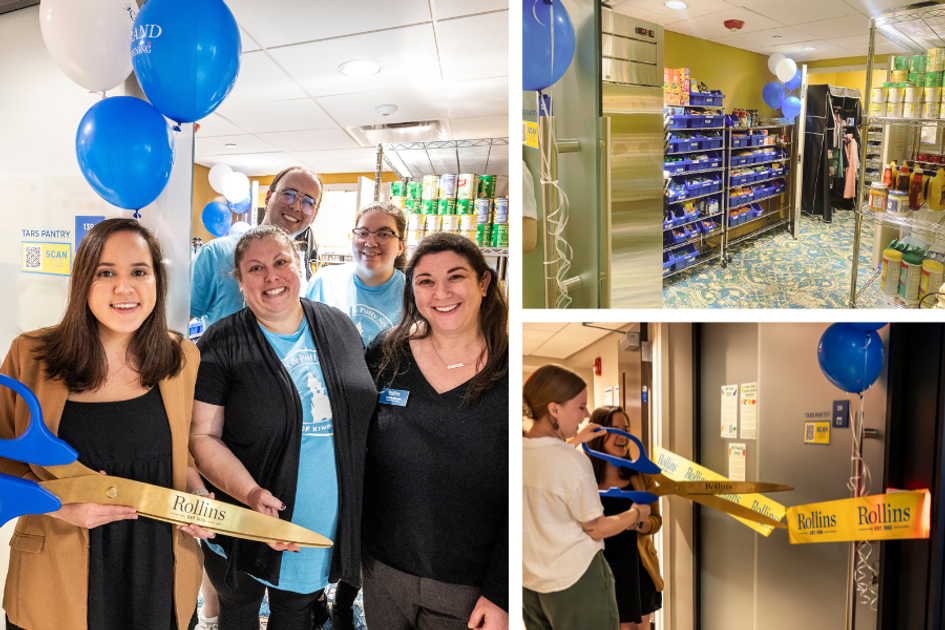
[599,115,613,309]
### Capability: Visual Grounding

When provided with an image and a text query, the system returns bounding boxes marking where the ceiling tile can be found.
[716,26,816,48]
[841,0,911,17]
[689,7,785,34]
[290,149,376,163]
[215,98,337,134]
[793,13,870,39]
[611,3,682,26]
[523,329,556,355]
[195,114,247,138]
[765,39,849,55]
[446,76,509,119]
[668,20,730,38]
[438,12,508,82]
[269,24,441,99]
[255,128,361,152]
[225,0,432,48]
[434,0,508,19]
[195,134,279,157]
[196,152,310,177]
[619,0,737,21]
[240,27,261,52]
[736,0,858,26]
[449,115,509,140]
[224,51,308,104]
[523,323,571,333]
[316,87,452,128]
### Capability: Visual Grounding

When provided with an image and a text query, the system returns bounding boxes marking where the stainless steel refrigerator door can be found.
[603,84,664,308]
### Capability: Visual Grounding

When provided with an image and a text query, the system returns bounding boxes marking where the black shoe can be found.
[328,581,358,630]
[312,588,329,629]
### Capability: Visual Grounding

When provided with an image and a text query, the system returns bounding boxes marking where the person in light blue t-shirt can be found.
[305,202,407,346]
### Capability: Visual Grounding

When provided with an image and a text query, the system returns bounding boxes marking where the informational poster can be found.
[721,384,738,438]
[604,388,613,406]
[804,421,831,445]
[22,242,71,276]
[729,443,746,481]
[740,382,758,440]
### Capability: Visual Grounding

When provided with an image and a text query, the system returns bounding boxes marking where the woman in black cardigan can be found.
[190,225,375,630]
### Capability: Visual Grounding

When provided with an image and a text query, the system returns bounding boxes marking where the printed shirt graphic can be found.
[305,263,405,346]
[208,319,338,593]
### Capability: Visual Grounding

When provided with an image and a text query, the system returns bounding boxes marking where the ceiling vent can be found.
[348,120,450,147]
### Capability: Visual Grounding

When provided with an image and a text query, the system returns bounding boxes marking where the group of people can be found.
[522,365,663,630]
[0,165,509,630]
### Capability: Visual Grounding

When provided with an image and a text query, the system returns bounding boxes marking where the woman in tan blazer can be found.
[587,406,664,630]
[0,219,209,630]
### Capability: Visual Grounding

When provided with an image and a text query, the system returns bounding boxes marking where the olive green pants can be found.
[523,551,620,630]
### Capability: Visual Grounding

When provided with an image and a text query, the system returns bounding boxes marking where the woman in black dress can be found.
[586,406,664,630]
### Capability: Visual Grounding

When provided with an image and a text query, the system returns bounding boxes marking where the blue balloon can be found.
[817,324,885,394]
[132,0,241,123]
[75,96,175,210]
[523,0,576,92]
[762,82,784,109]
[230,195,251,214]
[202,201,232,238]
[785,69,802,91]
[782,96,802,118]
[850,323,887,331]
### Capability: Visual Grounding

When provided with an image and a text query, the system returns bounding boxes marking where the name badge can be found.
[379,388,409,406]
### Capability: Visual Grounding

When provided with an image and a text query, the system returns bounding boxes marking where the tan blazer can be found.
[0,333,203,630]
[632,473,664,592]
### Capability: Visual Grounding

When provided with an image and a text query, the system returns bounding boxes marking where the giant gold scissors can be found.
[0,374,331,547]
[582,428,789,529]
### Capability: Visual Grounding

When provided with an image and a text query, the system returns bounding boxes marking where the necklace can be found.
[429,337,480,370]
[104,360,129,388]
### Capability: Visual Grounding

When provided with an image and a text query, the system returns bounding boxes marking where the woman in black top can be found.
[363,232,509,630]
[586,407,664,630]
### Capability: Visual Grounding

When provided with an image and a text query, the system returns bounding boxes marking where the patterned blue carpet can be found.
[663,209,876,309]
[199,583,368,629]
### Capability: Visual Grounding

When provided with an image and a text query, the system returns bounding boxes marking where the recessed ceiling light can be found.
[773,35,782,39]
[803,46,817,50]
[225,143,237,148]
[338,59,382,78]
[665,1,687,8]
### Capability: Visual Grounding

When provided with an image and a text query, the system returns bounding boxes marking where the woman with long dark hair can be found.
[362,232,509,630]
[0,218,209,630]
[586,406,663,630]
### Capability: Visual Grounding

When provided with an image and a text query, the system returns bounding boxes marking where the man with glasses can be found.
[191,166,324,327]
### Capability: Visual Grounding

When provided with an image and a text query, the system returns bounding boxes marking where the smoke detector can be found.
[375,104,398,117]
[724,19,745,31]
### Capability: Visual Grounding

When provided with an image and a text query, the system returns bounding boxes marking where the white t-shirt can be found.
[523,437,605,593]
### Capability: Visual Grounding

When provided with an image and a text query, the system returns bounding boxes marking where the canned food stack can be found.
[392,174,507,248]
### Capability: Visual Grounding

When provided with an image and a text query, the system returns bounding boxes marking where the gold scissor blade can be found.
[666,481,793,495]
[680,492,786,528]
[39,475,332,548]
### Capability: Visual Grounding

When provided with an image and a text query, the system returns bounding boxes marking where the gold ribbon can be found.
[786,490,930,544]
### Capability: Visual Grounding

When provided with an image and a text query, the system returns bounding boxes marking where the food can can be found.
[436,198,457,215]
[390,195,407,209]
[872,87,886,102]
[438,174,456,199]
[912,55,928,73]
[927,71,945,87]
[925,87,943,103]
[405,199,420,212]
[887,190,909,214]
[887,85,902,102]
[870,101,885,116]
[920,259,945,308]
[929,48,945,72]
[891,70,909,82]
[459,214,475,230]
[456,198,473,215]
[477,175,496,199]
[441,214,460,231]
[460,230,476,242]
[495,198,509,224]
[407,213,423,231]
[491,223,509,247]
[925,101,941,119]
[899,252,924,305]
[904,101,919,118]
[869,182,888,211]
[390,181,407,197]
[406,229,423,245]
[476,223,492,246]
[424,214,441,233]
[893,55,909,71]
[421,199,436,215]
[406,181,423,200]
[456,174,477,200]
[421,175,439,200]
[881,249,903,295]
[886,101,903,118]
[904,85,919,102]
[476,198,493,224]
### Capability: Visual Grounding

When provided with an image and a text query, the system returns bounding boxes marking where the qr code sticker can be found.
[805,423,815,442]
[24,245,41,270]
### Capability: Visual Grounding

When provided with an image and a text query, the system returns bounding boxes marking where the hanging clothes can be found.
[845,135,859,199]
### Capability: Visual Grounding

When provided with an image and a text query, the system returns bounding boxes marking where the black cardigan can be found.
[194,298,376,589]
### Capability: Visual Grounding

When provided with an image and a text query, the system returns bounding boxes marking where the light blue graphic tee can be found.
[305,263,405,346]
[189,235,245,327]
[206,319,338,594]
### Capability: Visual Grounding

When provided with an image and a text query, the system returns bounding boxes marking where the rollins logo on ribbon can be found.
[786,490,930,544]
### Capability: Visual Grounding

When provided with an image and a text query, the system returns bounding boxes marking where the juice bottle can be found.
[883,163,893,187]
[909,167,923,210]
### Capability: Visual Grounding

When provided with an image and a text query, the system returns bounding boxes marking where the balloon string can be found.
[532,0,545,26]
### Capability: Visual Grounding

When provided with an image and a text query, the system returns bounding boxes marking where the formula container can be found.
[872,86,886,102]
[476,223,493,246]
[911,55,928,73]
[406,181,423,200]
[881,248,903,295]
[929,48,945,72]
[460,230,476,242]
[390,181,407,197]
[459,213,475,231]
[406,213,423,231]
[456,198,473,215]
[406,229,423,245]
[475,198,493,224]
[438,174,456,199]
[441,214,460,231]
[927,72,945,87]
[904,101,919,118]
[899,252,924,305]
[390,195,407,209]
[421,175,439,200]
[424,214,442,233]
[925,101,941,119]
[456,174,477,200]
[477,175,496,199]
[421,199,436,214]
[436,198,457,215]
[870,101,885,116]
[887,190,909,214]
[920,259,945,307]
[886,101,903,118]
[887,84,902,102]
[925,86,942,104]
[495,198,509,223]
[491,223,509,247]
[904,84,919,102]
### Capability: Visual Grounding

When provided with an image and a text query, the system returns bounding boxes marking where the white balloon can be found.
[208,164,233,194]
[776,57,798,83]
[228,221,252,236]
[767,53,786,75]
[223,172,250,203]
[39,0,135,92]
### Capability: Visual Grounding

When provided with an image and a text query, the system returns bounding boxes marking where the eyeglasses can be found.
[350,228,401,244]
[277,188,318,215]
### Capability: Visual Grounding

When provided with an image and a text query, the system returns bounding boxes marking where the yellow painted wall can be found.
[808,69,887,108]
[191,167,399,243]
[664,31,778,116]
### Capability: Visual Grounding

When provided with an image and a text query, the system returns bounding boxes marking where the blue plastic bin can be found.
[668,115,690,129]
[731,154,751,167]
[731,136,750,148]
[690,91,724,107]
[664,160,689,175]
[700,136,723,150]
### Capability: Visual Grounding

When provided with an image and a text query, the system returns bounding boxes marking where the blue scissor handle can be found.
[600,486,658,504]
[580,427,661,475]
[0,475,61,526]
[0,374,78,466]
